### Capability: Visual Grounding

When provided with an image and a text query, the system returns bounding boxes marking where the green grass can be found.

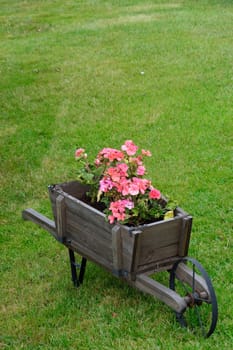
[0,0,233,349]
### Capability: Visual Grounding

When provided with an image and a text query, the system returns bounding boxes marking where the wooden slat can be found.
[66,239,113,272]
[136,219,182,270]
[129,230,142,279]
[65,197,111,236]
[139,219,182,247]
[61,190,106,220]
[178,216,192,256]
[137,257,179,275]
[112,225,123,275]
[65,211,113,263]
[117,226,133,273]
[59,181,90,199]
[66,209,111,244]
[56,195,66,242]
[138,244,179,266]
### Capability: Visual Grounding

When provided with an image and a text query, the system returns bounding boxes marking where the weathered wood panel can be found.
[65,239,114,272]
[66,213,113,264]
[136,257,179,274]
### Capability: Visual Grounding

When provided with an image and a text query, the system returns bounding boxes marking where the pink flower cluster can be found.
[96,140,160,223]
[108,199,134,224]
[121,140,138,155]
[97,148,124,162]
[75,140,164,225]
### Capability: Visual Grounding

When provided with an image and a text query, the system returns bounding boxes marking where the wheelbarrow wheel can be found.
[169,257,218,338]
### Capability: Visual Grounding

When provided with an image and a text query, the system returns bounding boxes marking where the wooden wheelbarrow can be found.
[22,181,218,337]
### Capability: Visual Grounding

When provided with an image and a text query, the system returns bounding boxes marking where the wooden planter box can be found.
[48,181,192,279]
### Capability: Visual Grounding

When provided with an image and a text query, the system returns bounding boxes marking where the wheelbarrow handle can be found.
[22,208,57,238]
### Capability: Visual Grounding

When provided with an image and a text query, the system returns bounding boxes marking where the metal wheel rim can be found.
[169,257,218,338]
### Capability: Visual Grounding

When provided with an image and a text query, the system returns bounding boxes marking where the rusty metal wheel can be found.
[169,257,218,338]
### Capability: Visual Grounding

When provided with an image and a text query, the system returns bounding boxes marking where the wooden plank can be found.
[66,225,113,264]
[139,219,182,247]
[22,209,57,238]
[118,226,133,273]
[112,225,123,276]
[66,209,111,244]
[138,243,179,265]
[48,190,58,221]
[65,210,113,261]
[178,216,192,256]
[129,230,142,279]
[137,220,182,269]
[66,239,113,272]
[133,274,187,313]
[56,195,66,242]
[137,257,179,275]
[63,210,113,264]
[137,252,180,273]
[61,189,106,220]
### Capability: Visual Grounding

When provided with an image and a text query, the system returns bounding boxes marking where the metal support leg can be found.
[68,248,87,287]
[79,257,87,284]
[69,249,78,286]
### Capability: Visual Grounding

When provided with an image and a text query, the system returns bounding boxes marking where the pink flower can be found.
[121,140,138,156]
[117,178,130,195]
[132,177,150,194]
[108,199,134,223]
[128,182,140,196]
[99,148,124,162]
[108,215,115,224]
[120,178,150,196]
[107,167,121,182]
[75,148,86,158]
[99,178,114,192]
[137,165,146,176]
[109,201,126,222]
[116,212,126,221]
[116,163,128,176]
[142,149,152,157]
[110,200,125,213]
[149,187,161,200]
[107,163,129,182]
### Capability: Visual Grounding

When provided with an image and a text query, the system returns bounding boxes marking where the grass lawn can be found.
[0,0,233,349]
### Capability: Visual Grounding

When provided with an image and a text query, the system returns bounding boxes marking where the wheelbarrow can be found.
[22,180,218,338]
